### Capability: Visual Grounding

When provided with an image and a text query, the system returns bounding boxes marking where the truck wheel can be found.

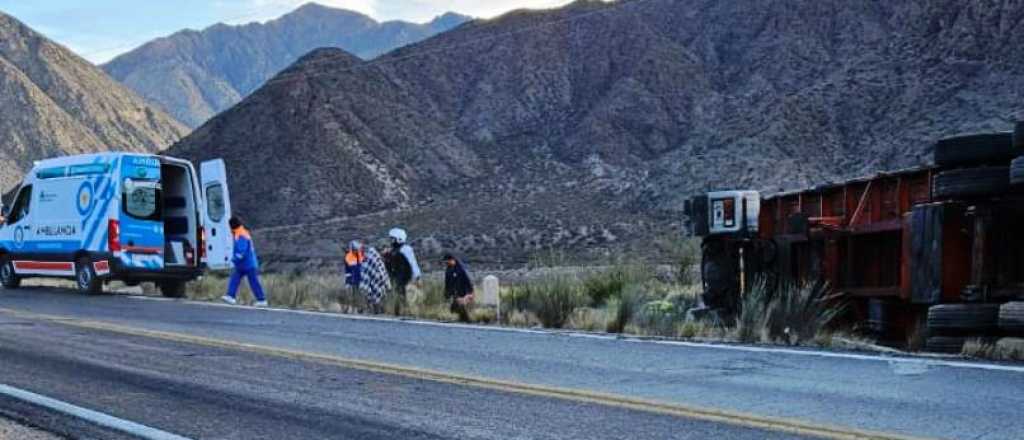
[75,258,103,295]
[158,281,187,298]
[927,303,1000,335]
[926,336,967,354]
[932,166,1010,199]
[1011,156,1024,186]
[934,133,1016,166]
[999,302,1024,335]
[0,257,20,289]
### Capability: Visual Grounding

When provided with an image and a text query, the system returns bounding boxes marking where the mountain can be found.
[170,0,1024,268]
[102,3,471,128]
[0,11,188,195]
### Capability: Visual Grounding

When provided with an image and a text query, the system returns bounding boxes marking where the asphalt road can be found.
[1,287,1022,439]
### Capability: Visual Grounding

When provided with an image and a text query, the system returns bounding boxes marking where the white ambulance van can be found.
[0,153,235,296]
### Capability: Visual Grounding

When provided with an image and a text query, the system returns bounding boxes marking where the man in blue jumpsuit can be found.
[221,217,268,307]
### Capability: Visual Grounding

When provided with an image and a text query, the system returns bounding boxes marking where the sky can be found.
[0,0,577,64]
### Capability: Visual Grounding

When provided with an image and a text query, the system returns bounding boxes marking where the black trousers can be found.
[450,297,470,322]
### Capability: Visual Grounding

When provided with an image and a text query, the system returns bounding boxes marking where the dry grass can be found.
[962,338,1024,361]
[566,307,610,332]
[188,272,346,311]
[505,310,541,328]
[170,236,851,351]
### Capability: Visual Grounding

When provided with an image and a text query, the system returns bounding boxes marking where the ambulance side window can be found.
[206,184,225,223]
[7,185,33,224]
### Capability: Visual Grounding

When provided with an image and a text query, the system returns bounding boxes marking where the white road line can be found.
[0,384,193,440]
[132,295,1024,374]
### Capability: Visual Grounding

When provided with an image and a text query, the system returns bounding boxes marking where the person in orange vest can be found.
[221,217,268,307]
[344,240,365,293]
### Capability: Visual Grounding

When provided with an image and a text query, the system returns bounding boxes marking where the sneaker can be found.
[221,295,237,305]
[253,300,269,308]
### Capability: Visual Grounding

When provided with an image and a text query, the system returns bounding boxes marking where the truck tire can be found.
[0,257,20,289]
[932,166,1010,199]
[75,257,103,295]
[158,281,187,298]
[934,133,1015,166]
[999,302,1024,335]
[926,336,967,354]
[1011,156,1024,186]
[927,303,1000,335]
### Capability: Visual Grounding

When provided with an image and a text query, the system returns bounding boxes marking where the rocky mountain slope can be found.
[103,3,470,128]
[0,11,188,194]
[171,0,1024,268]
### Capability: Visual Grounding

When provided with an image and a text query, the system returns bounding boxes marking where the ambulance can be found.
[0,153,234,296]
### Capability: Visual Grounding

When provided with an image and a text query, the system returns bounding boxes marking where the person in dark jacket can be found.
[385,228,420,315]
[443,254,474,322]
[221,217,268,307]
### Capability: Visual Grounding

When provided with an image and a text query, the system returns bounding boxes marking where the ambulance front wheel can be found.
[75,257,103,295]
[0,257,20,289]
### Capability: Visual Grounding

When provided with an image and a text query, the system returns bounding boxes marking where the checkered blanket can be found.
[359,247,391,305]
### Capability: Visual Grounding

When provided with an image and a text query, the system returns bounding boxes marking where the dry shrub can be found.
[406,280,450,319]
[567,308,609,332]
[503,273,586,329]
[470,307,497,324]
[737,277,846,346]
[505,310,541,328]
[582,264,652,307]
[603,283,650,333]
[528,275,586,329]
[963,338,1024,361]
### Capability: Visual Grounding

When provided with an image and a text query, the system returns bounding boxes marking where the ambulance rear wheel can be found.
[0,257,20,289]
[158,281,186,298]
[75,257,103,295]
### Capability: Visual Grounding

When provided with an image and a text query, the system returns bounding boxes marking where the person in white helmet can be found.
[385,227,420,315]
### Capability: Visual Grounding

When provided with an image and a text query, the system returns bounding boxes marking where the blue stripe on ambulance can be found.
[80,156,107,230]
[0,240,80,252]
[82,157,120,250]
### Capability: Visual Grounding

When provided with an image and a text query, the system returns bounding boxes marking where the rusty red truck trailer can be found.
[687,127,1024,352]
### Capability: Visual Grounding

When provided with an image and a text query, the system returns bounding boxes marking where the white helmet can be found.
[388,228,408,244]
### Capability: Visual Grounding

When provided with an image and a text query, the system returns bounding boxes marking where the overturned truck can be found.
[686,127,1024,352]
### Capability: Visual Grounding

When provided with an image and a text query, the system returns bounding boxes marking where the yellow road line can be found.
[0,308,937,440]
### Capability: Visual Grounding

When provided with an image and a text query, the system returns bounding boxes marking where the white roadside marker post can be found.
[482,275,500,324]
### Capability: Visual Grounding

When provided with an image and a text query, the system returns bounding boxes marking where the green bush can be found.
[606,283,650,333]
[632,299,683,336]
[582,264,651,307]
[510,274,586,329]
[736,277,845,345]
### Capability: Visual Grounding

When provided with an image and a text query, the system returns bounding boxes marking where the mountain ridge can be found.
[102,2,471,128]
[171,0,1024,267]
[0,11,188,194]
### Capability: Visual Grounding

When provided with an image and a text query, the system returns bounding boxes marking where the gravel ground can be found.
[0,417,59,440]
